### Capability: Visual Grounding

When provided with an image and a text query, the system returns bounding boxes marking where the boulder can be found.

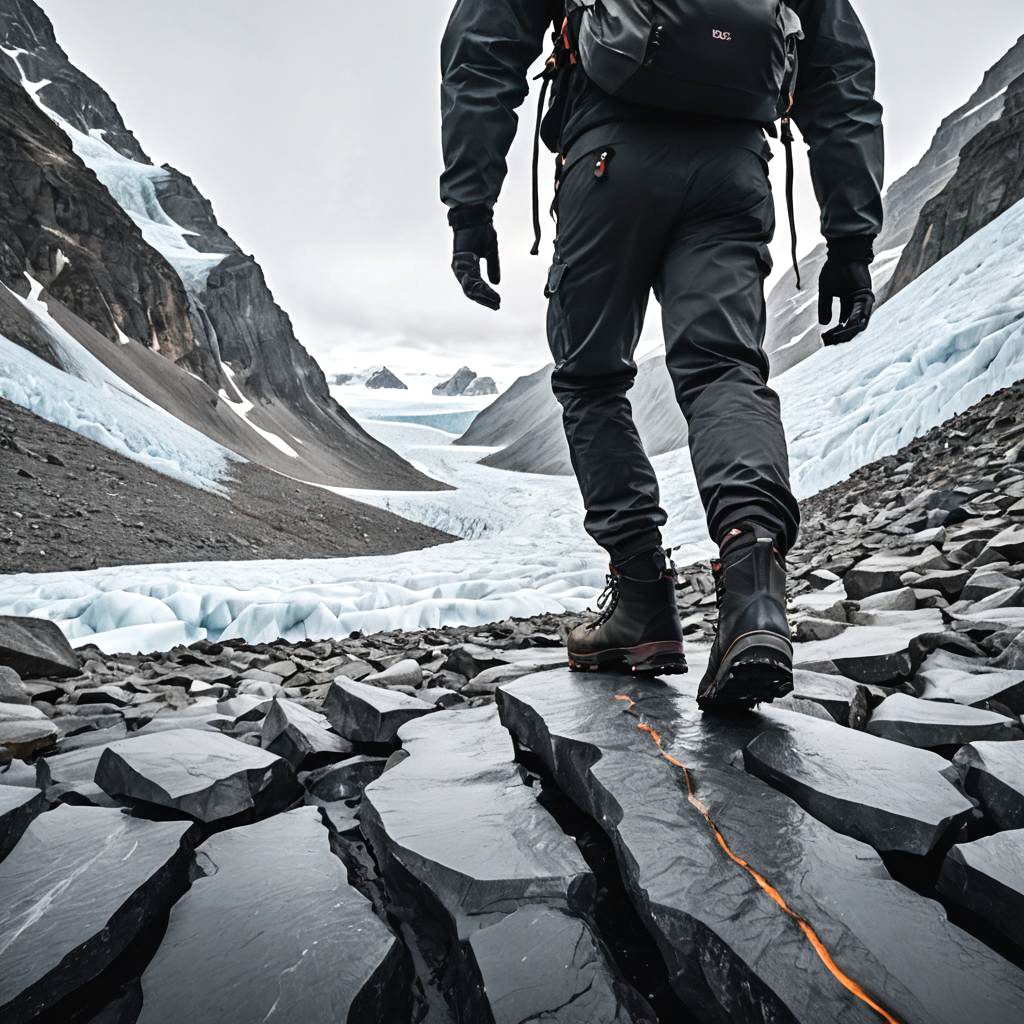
[137,808,410,1024]
[856,586,918,612]
[744,709,974,855]
[498,670,1024,1023]
[0,667,30,705]
[260,698,351,769]
[794,612,943,683]
[323,678,434,748]
[954,741,1024,830]
[0,784,45,861]
[95,729,298,823]
[916,650,1024,713]
[301,755,387,803]
[0,616,79,678]
[361,658,422,690]
[0,703,59,759]
[938,829,1024,953]
[789,669,869,728]
[843,549,947,600]
[867,693,1022,752]
[0,806,192,1024]
[362,705,653,1023]
[983,524,1024,563]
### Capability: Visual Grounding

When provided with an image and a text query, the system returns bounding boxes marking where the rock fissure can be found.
[612,694,901,1024]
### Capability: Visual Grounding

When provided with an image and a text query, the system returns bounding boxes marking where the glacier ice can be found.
[2,193,1023,655]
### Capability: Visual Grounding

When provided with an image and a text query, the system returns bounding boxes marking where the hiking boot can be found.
[697,524,793,712]
[568,549,687,676]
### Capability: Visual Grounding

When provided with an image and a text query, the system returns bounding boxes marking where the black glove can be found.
[819,237,876,346]
[449,206,501,311]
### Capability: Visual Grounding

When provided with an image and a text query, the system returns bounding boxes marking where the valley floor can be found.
[0,397,453,574]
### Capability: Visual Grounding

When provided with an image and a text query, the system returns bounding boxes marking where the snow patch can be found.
[218,363,298,458]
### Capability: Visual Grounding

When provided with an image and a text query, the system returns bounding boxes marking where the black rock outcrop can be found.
[138,807,410,1024]
[433,366,478,396]
[497,670,1024,1024]
[0,804,193,1024]
[364,367,408,390]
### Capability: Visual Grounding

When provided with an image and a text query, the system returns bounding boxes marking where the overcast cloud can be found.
[41,0,1024,382]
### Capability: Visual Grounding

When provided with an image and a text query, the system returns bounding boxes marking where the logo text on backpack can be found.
[712,29,733,41]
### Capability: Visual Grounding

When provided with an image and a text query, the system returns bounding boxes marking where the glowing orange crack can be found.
[612,694,901,1024]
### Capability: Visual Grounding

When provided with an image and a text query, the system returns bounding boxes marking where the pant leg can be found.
[548,130,679,564]
[655,144,801,554]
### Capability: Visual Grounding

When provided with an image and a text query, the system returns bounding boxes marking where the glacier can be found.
[2,193,1023,655]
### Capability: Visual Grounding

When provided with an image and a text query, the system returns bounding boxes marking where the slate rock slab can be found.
[844,549,946,600]
[0,784,45,861]
[95,729,298,823]
[744,709,973,855]
[0,666,30,705]
[793,613,943,684]
[938,829,1024,953]
[954,741,1024,830]
[138,807,410,1024]
[0,615,79,678]
[323,677,434,748]
[0,702,59,759]
[867,693,1022,752]
[302,755,386,803]
[260,697,351,768]
[916,650,1024,713]
[361,705,653,1023]
[0,805,192,1024]
[498,670,1024,1024]
[790,669,869,728]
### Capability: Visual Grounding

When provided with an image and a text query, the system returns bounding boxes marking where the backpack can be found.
[566,0,803,123]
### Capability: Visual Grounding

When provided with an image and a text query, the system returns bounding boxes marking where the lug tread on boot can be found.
[697,526,794,714]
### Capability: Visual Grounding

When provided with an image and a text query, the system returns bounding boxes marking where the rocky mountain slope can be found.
[765,33,1024,373]
[2,377,1023,1023]
[887,70,1024,298]
[0,0,438,492]
[0,397,453,575]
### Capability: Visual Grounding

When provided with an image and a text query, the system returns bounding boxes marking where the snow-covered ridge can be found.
[3,196,1023,657]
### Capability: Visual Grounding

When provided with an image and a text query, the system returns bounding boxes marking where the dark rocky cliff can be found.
[887,72,1024,299]
[0,0,441,491]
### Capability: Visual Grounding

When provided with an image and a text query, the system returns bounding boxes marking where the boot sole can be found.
[697,632,793,713]
[568,641,688,677]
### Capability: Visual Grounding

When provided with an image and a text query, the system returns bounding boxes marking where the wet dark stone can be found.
[744,708,973,855]
[95,729,298,823]
[0,615,80,678]
[0,784,45,861]
[498,669,1024,1023]
[259,697,352,768]
[954,740,1024,830]
[138,807,410,1024]
[794,614,942,684]
[789,669,869,728]
[916,650,1024,713]
[0,805,193,1024]
[301,755,386,803]
[323,677,435,748]
[867,693,1022,752]
[939,829,1024,954]
[361,705,653,1023]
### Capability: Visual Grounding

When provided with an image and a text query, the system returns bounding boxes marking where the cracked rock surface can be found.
[138,807,409,1024]
[497,669,1024,1024]
[362,705,653,1023]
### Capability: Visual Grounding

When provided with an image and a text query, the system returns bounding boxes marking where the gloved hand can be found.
[450,208,501,311]
[819,237,876,346]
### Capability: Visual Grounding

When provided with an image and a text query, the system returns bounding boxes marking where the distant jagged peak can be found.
[433,366,478,396]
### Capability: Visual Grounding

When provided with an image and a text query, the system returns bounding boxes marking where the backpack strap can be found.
[781,115,802,290]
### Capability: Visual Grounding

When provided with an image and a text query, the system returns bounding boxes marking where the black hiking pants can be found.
[546,122,801,564]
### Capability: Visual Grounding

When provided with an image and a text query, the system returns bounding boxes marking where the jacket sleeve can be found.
[440,0,551,218]
[790,0,884,244]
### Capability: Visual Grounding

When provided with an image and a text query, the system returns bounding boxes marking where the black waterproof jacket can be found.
[440,0,884,243]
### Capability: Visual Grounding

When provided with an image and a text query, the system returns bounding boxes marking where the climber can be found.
[440,0,883,711]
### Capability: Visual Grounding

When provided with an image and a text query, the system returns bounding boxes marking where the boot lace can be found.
[590,573,621,630]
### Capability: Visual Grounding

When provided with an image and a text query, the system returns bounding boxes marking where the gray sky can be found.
[41,1,1024,381]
